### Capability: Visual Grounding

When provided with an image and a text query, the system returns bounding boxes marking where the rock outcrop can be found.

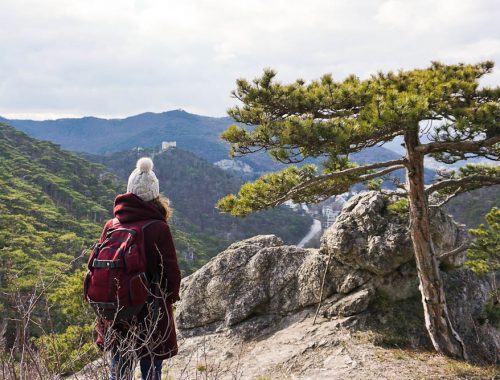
[176,191,498,363]
[443,269,500,363]
[320,191,469,274]
[176,235,329,331]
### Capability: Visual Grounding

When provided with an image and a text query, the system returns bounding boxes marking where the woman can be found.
[96,157,181,380]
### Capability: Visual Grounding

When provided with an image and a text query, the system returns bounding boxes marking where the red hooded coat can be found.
[95,193,181,360]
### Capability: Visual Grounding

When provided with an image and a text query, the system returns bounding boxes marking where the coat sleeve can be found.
[155,223,182,303]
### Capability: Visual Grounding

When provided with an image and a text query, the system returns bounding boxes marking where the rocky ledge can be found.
[176,191,499,364]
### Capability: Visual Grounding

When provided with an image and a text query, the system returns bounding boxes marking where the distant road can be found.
[297,219,322,248]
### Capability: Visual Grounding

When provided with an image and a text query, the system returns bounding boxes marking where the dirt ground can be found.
[160,311,499,380]
[70,310,498,380]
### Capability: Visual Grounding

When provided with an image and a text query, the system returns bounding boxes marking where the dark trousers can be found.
[109,350,163,380]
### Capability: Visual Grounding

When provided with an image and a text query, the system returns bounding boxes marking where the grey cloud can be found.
[1,0,499,119]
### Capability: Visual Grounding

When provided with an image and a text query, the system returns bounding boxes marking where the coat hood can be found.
[113,193,165,223]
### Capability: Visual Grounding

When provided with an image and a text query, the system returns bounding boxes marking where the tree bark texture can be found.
[404,129,468,360]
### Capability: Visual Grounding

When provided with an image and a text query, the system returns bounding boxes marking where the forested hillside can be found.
[84,147,313,247]
[0,122,120,293]
[0,123,123,372]
[446,185,500,228]
[0,124,235,372]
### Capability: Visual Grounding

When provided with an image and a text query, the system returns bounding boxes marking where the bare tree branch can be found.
[438,243,470,261]
[359,165,405,182]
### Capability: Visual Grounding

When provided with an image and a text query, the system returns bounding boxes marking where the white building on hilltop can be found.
[162,141,177,151]
[322,206,340,228]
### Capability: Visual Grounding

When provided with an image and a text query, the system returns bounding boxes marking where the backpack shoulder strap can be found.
[141,219,166,231]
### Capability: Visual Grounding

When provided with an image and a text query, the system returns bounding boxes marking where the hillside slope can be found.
[0,122,120,288]
[84,147,313,248]
[0,122,124,367]
[445,185,500,228]
[0,123,244,277]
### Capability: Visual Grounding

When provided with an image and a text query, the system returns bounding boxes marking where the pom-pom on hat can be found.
[127,157,160,201]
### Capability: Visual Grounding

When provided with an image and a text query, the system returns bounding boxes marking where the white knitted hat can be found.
[127,157,160,201]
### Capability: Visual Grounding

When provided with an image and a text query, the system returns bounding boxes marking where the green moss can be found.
[387,198,409,215]
[484,290,500,327]
[367,292,430,349]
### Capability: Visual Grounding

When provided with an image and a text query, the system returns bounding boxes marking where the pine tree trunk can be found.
[404,129,468,360]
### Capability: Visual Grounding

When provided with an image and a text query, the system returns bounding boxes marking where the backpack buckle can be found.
[92,259,122,269]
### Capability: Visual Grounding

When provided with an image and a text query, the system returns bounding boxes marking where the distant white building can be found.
[214,159,253,174]
[162,141,177,151]
[182,249,195,261]
[322,206,340,228]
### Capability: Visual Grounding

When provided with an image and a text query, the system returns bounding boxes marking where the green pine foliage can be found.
[217,62,499,216]
[465,207,500,274]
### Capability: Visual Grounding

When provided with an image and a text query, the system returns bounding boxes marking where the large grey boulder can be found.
[320,191,469,275]
[177,192,471,333]
[176,235,330,330]
[443,269,500,363]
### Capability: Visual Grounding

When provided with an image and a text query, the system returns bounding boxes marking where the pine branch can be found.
[430,187,463,208]
[425,175,500,195]
[268,160,405,207]
[267,160,405,207]
[416,135,500,154]
[359,165,405,181]
[295,158,405,189]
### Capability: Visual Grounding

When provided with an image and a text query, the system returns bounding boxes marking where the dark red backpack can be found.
[84,218,160,322]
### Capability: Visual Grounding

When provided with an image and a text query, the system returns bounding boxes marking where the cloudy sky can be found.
[1,0,499,120]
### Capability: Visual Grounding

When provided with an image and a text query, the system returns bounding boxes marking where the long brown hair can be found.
[148,194,173,221]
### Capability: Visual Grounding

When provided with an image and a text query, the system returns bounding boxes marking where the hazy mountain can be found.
[445,185,500,228]
[1,110,418,178]
[0,110,280,173]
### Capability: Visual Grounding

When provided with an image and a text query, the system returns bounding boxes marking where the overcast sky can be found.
[1,0,499,120]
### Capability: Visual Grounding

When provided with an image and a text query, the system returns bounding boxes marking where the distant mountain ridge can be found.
[1,110,412,176]
[0,110,257,167]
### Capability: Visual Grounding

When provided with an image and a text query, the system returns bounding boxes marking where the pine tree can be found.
[466,207,500,274]
[217,62,500,359]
